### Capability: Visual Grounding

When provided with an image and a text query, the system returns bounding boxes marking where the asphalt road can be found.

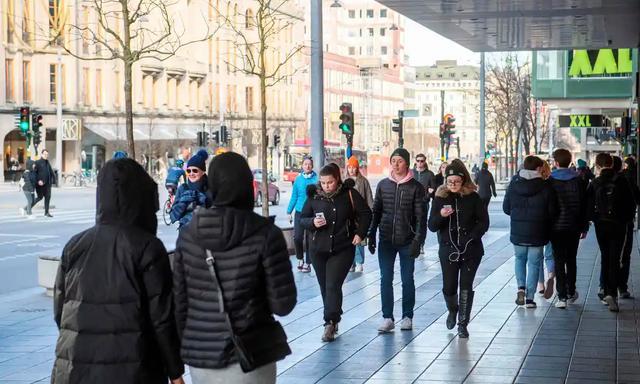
[0,179,509,295]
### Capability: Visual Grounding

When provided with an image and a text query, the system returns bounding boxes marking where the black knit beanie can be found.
[390,148,410,165]
[444,161,467,181]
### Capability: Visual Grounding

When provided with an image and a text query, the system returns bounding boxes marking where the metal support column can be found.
[479,52,486,162]
[310,0,324,171]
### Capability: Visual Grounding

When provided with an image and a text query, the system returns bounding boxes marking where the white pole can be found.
[56,46,63,174]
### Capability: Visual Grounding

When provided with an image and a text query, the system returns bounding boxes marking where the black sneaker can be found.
[597,288,605,301]
[515,290,525,306]
[44,213,53,218]
[619,290,632,299]
[525,299,537,309]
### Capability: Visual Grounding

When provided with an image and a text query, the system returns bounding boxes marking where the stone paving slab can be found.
[0,230,638,383]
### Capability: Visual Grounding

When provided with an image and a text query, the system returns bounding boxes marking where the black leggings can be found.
[312,248,355,323]
[294,212,310,263]
[440,254,482,296]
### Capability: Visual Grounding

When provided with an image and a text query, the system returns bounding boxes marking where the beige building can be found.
[415,60,480,163]
[1,0,305,181]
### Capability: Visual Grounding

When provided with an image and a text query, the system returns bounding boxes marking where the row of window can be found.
[418,72,472,79]
[348,46,388,56]
[348,9,388,19]
[347,27,387,38]
[419,82,478,88]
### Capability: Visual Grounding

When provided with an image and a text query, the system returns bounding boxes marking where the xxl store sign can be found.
[558,114,604,128]
[568,49,633,77]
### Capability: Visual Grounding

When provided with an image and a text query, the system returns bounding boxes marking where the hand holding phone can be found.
[314,212,327,228]
[440,204,454,217]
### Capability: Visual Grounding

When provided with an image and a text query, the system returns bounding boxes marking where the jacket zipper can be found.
[392,184,402,244]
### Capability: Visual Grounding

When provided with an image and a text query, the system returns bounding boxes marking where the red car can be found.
[252,169,280,207]
[282,167,299,184]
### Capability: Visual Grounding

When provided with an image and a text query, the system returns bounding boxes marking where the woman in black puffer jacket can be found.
[173,152,296,384]
[301,164,371,342]
[428,160,489,339]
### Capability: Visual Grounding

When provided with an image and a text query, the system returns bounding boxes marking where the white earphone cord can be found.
[447,198,473,263]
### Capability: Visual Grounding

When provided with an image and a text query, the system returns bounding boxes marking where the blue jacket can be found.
[287,171,318,214]
[165,166,185,185]
[170,179,209,228]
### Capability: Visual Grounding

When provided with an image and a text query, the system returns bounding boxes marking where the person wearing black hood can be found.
[429,159,489,338]
[474,162,497,208]
[51,158,184,384]
[20,160,37,217]
[618,156,640,298]
[301,164,372,342]
[173,152,296,383]
[170,149,210,228]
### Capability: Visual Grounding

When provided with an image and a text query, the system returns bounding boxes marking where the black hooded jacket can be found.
[503,171,559,246]
[172,152,296,370]
[587,168,636,224]
[52,159,183,384]
[474,169,497,199]
[300,178,372,255]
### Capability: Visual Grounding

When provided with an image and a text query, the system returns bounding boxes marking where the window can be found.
[245,9,254,29]
[462,73,469,78]
[82,67,90,105]
[380,28,386,36]
[449,72,455,78]
[22,1,32,44]
[245,86,253,112]
[368,28,374,37]
[380,9,387,17]
[215,38,220,74]
[5,59,14,102]
[49,0,63,45]
[366,9,374,18]
[22,61,31,102]
[81,7,89,54]
[6,0,14,44]
[359,29,362,37]
[49,63,65,104]
[366,46,373,56]
[359,47,362,55]
[95,69,102,106]
[381,46,387,55]
[226,85,232,111]
[359,10,362,18]
[348,10,355,18]
[348,47,355,55]
[437,73,443,78]
[536,50,563,80]
[214,82,220,112]
[114,71,121,107]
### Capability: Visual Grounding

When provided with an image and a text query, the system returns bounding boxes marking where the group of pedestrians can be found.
[503,150,636,312]
[20,149,56,218]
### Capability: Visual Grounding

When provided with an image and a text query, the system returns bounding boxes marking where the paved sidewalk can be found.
[0,230,638,383]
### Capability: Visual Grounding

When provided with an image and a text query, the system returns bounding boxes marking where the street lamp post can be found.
[310,0,324,170]
[56,47,63,174]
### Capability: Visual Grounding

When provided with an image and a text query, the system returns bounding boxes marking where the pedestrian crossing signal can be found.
[19,107,30,134]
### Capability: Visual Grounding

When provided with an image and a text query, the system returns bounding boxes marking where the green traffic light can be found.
[339,123,352,134]
[19,121,29,132]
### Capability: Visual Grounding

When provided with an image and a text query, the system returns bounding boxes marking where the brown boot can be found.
[321,321,337,342]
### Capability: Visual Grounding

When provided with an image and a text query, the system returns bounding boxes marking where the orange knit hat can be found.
[347,156,359,168]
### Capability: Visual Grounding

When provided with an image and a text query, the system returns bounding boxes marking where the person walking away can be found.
[173,152,296,383]
[474,162,497,209]
[549,149,589,309]
[503,155,558,308]
[20,160,36,217]
[51,158,184,384]
[537,161,556,299]
[428,160,489,338]
[32,149,56,217]
[368,148,427,332]
[9,157,20,183]
[577,159,595,183]
[587,153,634,312]
[301,164,372,341]
[170,149,210,228]
[618,157,640,298]
[287,156,318,273]
[413,153,437,255]
[165,158,186,197]
[434,162,448,191]
[346,156,374,272]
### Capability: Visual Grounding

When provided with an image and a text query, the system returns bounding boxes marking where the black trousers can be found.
[293,212,310,263]
[32,184,51,214]
[439,253,482,296]
[312,247,354,323]
[550,231,580,300]
[595,222,627,298]
[620,222,633,292]
[480,196,491,210]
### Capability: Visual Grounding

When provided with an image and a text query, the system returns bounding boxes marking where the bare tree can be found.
[213,0,303,217]
[38,0,214,159]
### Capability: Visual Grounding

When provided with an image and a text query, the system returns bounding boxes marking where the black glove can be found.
[367,236,376,255]
[408,240,421,259]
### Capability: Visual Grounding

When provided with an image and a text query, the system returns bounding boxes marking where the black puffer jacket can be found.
[173,206,296,369]
[474,169,497,199]
[300,179,372,255]
[550,168,589,233]
[428,184,489,260]
[412,168,437,201]
[369,176,427,246]
[503,170,558,246]
[52,159,183,384]
[587,168,635,224]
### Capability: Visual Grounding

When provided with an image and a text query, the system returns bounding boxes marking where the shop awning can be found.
[84,123,201,141]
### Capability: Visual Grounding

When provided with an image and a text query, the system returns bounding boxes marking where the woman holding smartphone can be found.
[301,164,372,342]
[428,160,489,338]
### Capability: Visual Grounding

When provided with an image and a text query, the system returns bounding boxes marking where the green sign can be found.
[568,49,633,77]
[558,114,604,128]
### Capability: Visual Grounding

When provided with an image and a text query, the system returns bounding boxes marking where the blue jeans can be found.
[514,245,543,300]
[378,241,415,320]
[354,245,365,265]
[538,242,555,283]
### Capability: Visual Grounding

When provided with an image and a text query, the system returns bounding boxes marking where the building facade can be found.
[1,0,305,181]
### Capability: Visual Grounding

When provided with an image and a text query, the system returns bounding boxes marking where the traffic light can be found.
[439,123,446,139]
[19,107,30,135]
[211,130,220,144]
[197,131,209,147]
[274,134,281,147]
[32,114,43,146]
[220,125,228,144]
[392,118,403,133]
[338,103,354,138]
[444,114,456,136]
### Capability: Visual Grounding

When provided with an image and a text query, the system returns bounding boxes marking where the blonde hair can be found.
[541,161,552,180]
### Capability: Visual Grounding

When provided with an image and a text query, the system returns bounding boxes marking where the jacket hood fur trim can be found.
[306,177,355,198]
[435,182,477,198]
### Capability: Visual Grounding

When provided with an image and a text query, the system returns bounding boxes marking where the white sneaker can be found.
[377,318,395,333]
[355,264,363,273]
[555,299,567,309]
[400,317,413,331]
[19,207,25,216]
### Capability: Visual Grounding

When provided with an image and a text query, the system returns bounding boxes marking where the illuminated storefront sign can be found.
[568,49,633,77]
[558,114,604,127]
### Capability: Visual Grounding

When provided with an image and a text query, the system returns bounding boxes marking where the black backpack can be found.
[594,177,618,222]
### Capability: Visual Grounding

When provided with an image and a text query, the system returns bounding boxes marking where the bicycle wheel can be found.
[163,198,172,225]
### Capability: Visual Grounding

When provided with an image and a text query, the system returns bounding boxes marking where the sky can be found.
[404,19,480,67]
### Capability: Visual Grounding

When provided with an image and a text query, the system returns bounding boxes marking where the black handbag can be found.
[204,249,290,373]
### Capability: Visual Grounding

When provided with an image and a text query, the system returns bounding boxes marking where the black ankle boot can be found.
[457,290,474,338]
[443,293,458,330]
